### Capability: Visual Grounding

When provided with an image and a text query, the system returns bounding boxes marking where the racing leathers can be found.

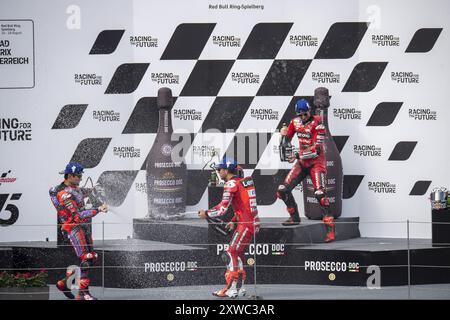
[207,176,260,297]
[49,183,99,299]
[277,114,335,242]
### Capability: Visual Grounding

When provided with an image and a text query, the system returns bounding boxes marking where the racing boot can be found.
[236,269,246,297]
[212,270,239,298]
[75,278,97,300]
[56,278,75,299]
[76,290,98,300]
[282,207,301,226]
[56,269,75,299]
[323,215,335,243]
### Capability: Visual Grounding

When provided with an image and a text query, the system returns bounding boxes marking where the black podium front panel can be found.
[432,207,450,247]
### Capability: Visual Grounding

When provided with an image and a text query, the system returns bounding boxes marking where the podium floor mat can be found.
[49,283,450,300]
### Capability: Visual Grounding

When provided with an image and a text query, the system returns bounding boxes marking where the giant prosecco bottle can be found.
[146,87,187,220]
[302,87,343,219]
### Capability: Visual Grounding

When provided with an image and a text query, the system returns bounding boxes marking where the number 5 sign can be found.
[0,193,21,226]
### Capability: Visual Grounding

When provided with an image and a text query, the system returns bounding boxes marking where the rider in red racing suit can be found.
[49,162,108,300]
[277,99,335,242]
[198,159,260,298]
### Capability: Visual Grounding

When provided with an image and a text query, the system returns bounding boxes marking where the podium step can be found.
[133,217,361,246]
[3,237,450,288]
[254,217,360,246]
[133,219,209,245]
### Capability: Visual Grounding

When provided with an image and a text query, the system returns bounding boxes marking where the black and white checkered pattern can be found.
[1,0,448,242]
[52,19,442,209]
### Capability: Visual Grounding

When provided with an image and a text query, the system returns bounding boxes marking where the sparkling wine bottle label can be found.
[302,87,343,220]
[146,88,187,220]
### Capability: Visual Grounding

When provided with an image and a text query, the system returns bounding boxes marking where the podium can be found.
[432,207,450,247]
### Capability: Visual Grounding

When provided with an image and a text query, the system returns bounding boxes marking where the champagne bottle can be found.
[302,87,343,219]
[209,170,218,187]
[279,123,293,162]
[146,87,187,220]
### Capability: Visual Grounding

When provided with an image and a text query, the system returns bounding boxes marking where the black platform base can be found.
[0,248,13,270]
[2,216,449,289]
[432,208,450,247]
[2,236,450,289]
[133,217,361,245]
[257,237,450,287]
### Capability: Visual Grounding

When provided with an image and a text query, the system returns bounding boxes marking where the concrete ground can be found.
[49,283,450,300]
